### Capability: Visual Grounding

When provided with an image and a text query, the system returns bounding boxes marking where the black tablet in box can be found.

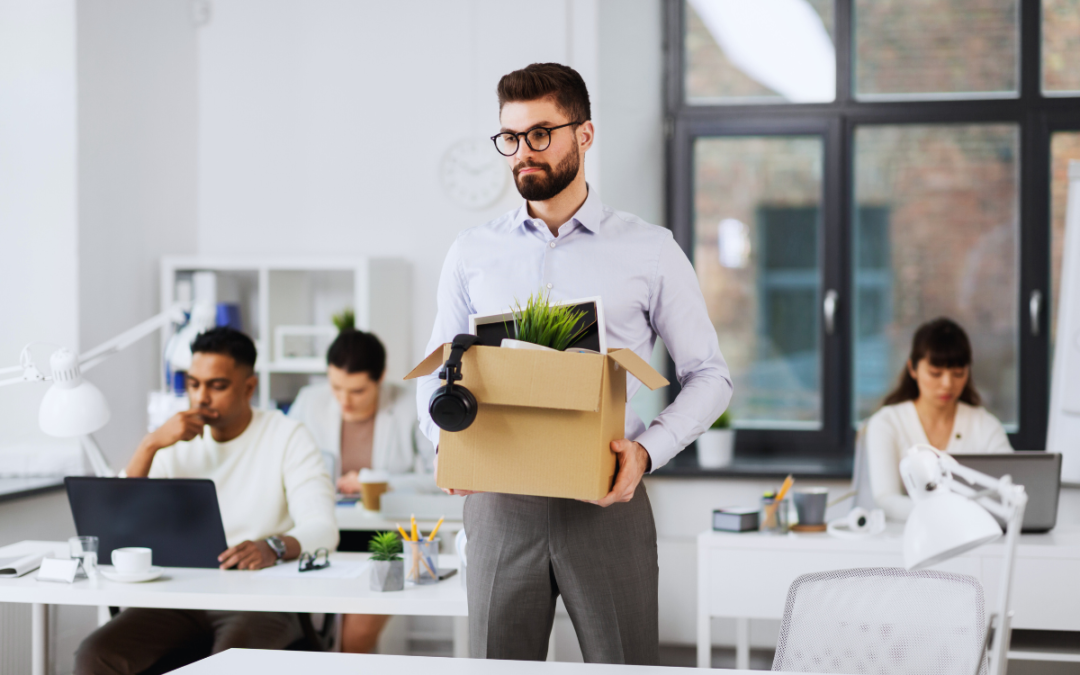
[65,477,229,568]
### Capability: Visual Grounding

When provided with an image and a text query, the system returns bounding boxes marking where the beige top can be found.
[866,400,1012,521]
[340,416,375,475]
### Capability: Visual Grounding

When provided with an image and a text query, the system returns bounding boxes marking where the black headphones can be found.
[428,334,480,432]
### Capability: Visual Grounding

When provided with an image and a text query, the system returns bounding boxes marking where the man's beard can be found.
[513,149,580,202]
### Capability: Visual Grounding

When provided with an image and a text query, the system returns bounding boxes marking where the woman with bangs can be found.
[866,317,1013,521]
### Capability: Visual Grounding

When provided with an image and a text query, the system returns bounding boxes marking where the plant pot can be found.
[500,338,557,351]
[697,429,734,469]
[370,559,404,592]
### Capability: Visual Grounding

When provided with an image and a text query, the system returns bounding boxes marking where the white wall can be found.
[76,0,199,466]
[0,0,79,448]
[196,0,601,363]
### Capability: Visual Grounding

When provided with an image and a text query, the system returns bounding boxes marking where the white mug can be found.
[112,547,152,574]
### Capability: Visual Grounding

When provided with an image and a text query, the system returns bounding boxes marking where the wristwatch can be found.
[264,536,287,560]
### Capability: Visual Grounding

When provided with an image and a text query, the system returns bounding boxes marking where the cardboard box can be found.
[406,344,668,500]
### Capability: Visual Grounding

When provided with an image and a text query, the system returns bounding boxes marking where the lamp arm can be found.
[987,496,1027,675]
[78,305,187,373]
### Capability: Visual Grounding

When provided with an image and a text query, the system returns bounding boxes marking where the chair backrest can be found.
[773,568,987,675]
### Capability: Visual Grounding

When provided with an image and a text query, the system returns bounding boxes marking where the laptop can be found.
[65,477,229,568]
[952,452,1062,533]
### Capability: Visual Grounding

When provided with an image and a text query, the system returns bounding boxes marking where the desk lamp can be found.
[900,444,1028,675]
[0,306,188,477]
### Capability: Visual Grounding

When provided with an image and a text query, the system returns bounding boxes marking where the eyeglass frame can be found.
[298,548,330,572]
[490,121,585,157]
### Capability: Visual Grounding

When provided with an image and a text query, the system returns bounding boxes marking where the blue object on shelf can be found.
[216,303,242,330]
[172,371,187,396]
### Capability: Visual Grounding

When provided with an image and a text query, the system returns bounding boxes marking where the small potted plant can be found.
[332,307,355,332]
[697,410,734,469]
[368,531,404,592]
[502,288,588,352]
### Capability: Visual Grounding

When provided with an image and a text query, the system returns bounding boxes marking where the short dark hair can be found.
[497,63,591,124]
[191,327,257,370]
[327,329,386,381]
[882,317,981,407]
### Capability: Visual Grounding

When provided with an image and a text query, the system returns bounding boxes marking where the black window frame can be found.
[660,0,1080,477]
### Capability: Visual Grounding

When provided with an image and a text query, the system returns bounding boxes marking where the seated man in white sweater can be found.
[75,327,338,675]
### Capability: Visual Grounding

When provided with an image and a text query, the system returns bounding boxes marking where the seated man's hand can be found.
[218,540,277,570]
[337,471,362,495]
[150,409,218,449]
[587,439,651,508]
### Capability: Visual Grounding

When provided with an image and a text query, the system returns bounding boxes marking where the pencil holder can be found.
[404,538,440,585]
[760,496,790,534]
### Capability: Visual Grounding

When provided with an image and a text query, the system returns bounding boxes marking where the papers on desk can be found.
[0,553,46,578]
[255,559,370,580]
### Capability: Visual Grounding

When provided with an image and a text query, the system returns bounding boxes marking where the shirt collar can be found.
[511,183,602,234]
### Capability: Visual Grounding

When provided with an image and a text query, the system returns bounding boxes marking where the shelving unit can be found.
[160,256,411,411]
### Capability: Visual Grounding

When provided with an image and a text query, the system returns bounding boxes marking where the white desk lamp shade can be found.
[37,348,110,437]
[904,490,1002,570]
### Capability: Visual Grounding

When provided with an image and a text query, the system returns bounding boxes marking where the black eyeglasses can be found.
[490,121,583,157]
[298,548,330,572]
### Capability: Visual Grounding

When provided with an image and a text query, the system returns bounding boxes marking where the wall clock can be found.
[440,138,508,210]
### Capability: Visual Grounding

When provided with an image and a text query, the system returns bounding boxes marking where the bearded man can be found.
[417,63,732,665]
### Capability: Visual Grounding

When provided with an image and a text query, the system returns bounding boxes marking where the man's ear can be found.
[577,120,595,152]
[245,373,258,400]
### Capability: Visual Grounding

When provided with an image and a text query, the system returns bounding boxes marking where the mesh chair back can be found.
[773,567,987,675]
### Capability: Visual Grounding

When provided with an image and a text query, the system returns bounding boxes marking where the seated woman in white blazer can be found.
[866,318,1012,521]
[288,329,435,654]
[288,329,435,495]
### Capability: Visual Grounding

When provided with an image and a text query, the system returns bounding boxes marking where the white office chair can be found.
[772,568,988,675]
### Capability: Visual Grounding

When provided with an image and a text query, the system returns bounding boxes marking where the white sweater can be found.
[148,408,339,552]
[866,400,1012,521]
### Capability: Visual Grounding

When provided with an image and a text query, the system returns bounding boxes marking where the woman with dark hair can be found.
[866,318,1012,521]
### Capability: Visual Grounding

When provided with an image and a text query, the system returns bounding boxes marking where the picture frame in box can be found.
[467,296,606,354]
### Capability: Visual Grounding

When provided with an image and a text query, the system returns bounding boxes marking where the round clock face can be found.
[441,138,508,210]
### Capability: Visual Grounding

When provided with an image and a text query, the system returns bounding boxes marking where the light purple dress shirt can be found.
[417,186,733,471]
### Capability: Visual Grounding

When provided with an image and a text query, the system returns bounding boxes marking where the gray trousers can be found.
[74,608,303,675]
[463,482,659,665]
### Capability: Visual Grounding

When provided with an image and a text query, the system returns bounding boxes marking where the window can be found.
[694,136,824,427]
[665,0,1080,473]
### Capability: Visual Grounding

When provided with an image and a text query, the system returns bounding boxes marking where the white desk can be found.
[174,648,830,675]
[697,505,1080,669]
[0,540,466,675]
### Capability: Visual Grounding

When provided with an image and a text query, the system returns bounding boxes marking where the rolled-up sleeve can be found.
[416,237,473,450]
[634,234,733,471]
[281,426,340,552]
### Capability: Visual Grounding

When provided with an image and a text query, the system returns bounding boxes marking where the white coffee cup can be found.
[111,547,152,574]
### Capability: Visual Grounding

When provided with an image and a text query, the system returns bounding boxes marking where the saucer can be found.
[99,566,164,583]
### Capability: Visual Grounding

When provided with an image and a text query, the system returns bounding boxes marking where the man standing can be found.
[76,328,338,675]
[417,63,732,665]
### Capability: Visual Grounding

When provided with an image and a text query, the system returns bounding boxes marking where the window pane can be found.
[854,0,1018,99]
[1050,133,1080,363]
[694,136,823,427]
[853,125,1019,428]
[1043,0,1080,94]
[685,0,835,105]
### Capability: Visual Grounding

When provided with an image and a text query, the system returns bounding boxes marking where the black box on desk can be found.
[712,507,759,532]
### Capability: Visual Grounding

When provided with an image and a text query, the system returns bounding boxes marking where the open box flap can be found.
[607,349,669,391]
[405,344,605,412]
[404,345,447,381]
